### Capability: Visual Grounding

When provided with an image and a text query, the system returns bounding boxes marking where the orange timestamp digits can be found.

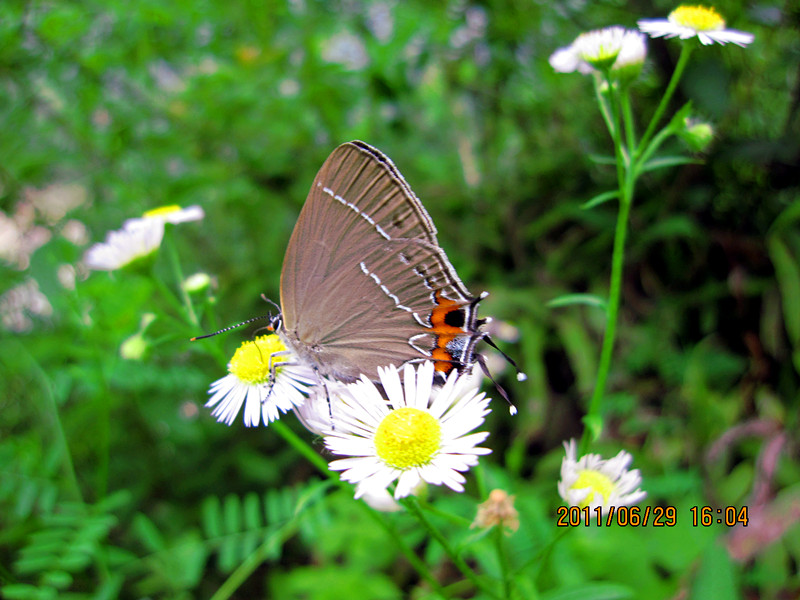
[556,505,678,527]
[689,506,749,527]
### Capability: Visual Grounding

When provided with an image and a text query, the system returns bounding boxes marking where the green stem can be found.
[518,526,572,582]
[363,503,449,599]
[493,526,512,599]
[267,421,449,598]
[209,519,300,600]
[15,341,82,501]
[403,497,502,600]
[578,73,633,453]
[581,176,633,453]
[593,73,616,145]
[621,91,636,157]
[417,497,472,528]
[271,420,330,473]
[604,74,627,189]
[96,362,111,500]
[636,43,693,160]
[579,46,694,452]
[163,229,199,328]
[637,125,675,172]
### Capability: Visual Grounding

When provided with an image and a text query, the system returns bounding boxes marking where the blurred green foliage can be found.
[1,0,798,598]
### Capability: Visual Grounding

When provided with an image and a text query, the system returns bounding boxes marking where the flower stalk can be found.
[565,14,752,450]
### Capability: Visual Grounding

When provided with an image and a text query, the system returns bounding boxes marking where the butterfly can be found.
[276,140,489,384]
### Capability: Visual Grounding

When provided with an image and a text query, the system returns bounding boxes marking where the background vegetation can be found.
[1,0,798,598]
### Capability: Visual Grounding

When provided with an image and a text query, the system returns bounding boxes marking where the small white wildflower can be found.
[324,362,492,499]
[205,335,316,427]
[638,5,754,47]
[84,205,204,271]
[139,204,205,225]
[550,27,647,78]
[573,26,629,70]
[558,439,647,512]
[83,218,164,271]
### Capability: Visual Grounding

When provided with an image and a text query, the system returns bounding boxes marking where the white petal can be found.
[394,470,422,498]
[549,46,582,73]
[355,469,401,499]
[244,386,262,426]
[413,362,434,410]
[380,365,405,409]
[706,29,755,46]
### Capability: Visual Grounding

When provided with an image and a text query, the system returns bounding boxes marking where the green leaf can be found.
[641,215,703,242]
[243,492,262,530]
[547,294,608,310]
[690,542,739,600]
[587,154,617,165]
[132,513,165,553]
[641,156,703,172]
[223,493,243,536]
[269,566,402,600]
[37,6,88,47]
[769,199,800,234]
[555,314,598,394]
[581,190,619,210]
[201,495,222,539]
[767,233,800,348]
[667,100,694,130]
[541,582,634,600]
[1,584,55,600]
[15,480,40,519]
[582,415,604,441]
[39,571,71,590]
[91,573,124,600]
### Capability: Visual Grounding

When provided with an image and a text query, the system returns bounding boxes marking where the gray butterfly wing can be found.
[280,141,483,382]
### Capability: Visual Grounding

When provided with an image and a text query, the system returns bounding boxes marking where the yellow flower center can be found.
[669,5,726,31]
[143,205,183,219]
[228,335,288,385]
[374,407,441,469]
[572,469,615,508]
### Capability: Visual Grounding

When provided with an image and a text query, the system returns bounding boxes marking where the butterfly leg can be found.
[259,349,295,404]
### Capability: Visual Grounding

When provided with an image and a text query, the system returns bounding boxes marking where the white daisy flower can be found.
[573,26,629,70]
[612,30,648,80]
[83,218,165,271]
[324,362,492,500]
[557,439,647,512]
[638,5,754,47]
[206,334,317,427]
[550,27,647,78]
[84,204,204,271]
[138,204,205,225]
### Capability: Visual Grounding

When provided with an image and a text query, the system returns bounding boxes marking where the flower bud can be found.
[680,118,714,152]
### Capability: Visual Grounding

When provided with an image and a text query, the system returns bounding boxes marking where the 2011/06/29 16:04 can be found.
[556,505,750,527]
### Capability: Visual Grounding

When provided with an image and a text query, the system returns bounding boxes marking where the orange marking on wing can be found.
[432,347,455,373]
[430,292,464,334]
[430,291,465,373]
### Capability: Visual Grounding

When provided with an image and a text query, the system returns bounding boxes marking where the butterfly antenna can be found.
[190,315,273,341]
[260,294,281,314]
